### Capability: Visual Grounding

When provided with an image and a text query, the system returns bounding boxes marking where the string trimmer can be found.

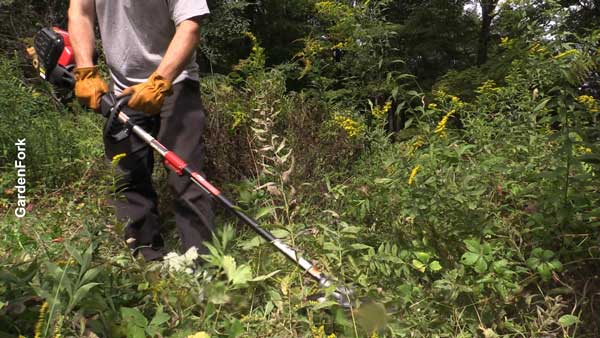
[27,27,354,309]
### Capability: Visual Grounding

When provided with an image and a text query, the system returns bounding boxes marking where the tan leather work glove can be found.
[121,72,173,116]
[74,67,109,111]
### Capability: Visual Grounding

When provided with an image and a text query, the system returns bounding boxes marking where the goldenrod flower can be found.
[409,136,425,155]
[53,314,63,338]
[311,325,326,338]
[408,165,421,185]
[334,115,365,137]
[244,32,257,43]
[576,95,599,113]
[111,153,126,166]
[476,80,499,94]
[371,101,392,119]
[553,49,579,59]
[34,301,49,338]
[576,146,592,154]
[434,109,455,136]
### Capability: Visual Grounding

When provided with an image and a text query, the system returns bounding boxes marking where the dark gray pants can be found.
[104,80,215,260]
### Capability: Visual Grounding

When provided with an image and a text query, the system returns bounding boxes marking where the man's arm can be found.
[68,0,96,68]
[155,19,202,82]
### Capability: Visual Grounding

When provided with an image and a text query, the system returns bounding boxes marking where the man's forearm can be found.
[68,2,96,67]
[155,20,201,82]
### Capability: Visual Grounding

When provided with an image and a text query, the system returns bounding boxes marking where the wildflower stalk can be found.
[34,301,49,338]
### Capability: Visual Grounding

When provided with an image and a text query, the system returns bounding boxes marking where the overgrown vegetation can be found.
[1,0,600,337]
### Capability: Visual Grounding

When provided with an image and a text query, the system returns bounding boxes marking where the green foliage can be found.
[0,56,103,196]
[2,1,600,337]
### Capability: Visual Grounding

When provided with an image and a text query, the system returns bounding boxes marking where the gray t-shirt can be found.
[94,0,209,92]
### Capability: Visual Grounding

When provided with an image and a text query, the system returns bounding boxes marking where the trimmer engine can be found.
[27,27,76,90]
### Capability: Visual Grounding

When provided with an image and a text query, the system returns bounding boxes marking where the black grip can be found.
[101,93,134,143]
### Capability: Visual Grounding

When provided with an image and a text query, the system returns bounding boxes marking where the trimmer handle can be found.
[99,93,130,118]
[99,93,134,143]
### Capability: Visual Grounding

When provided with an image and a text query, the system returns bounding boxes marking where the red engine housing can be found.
[53,27,75,69]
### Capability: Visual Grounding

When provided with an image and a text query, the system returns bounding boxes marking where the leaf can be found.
[80,267,101,285]
[461,252,480,266]
[228,319,244,338]
[120,307,148,328]
[231,265,252,285]
[311,300,338,310]
[464,239,480,253]
[81,243,94,271]
[537,263,552,281]
[412,259,426,273]
[67,282,102,312]
[239,236,262,251]
[533,97,552,112]
[558,314,579,327]
[526,257,540,269]
[474,258,488,274]
[542,249,555,260]
[254,206,275,220]
[531,248,544,257]
[250,270,280,282]
[64,242,84,267]
[149,306,170,327]
[222,256,237,283]
[549,259,563,271]
[129,325,146,338]
[350,243,372,250]
[414,252,431,263]
[429,260,442,272]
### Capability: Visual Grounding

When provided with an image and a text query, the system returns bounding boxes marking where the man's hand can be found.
[74,66,108,111]
[121,73,173,116]
[70,0,106,110]
[121,18,200,116]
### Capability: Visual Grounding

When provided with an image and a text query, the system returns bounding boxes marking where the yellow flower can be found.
[409,136,425,155]
[576,146,592,154]
[34,301,49,338]
[408,165,421,185]
[244,32,257,43]
[576,95,599,113]
[311,325,326,338]
[298,58,312,79]
[371,101,392,119]
[187,332,210,338]
[553,49,579,59]
[331,42,344,50]
[476,80,499,94]
[434,109,455,136]
[427,103,438,110]
[334,115,365,138]
[111,153,126,166]
[231,110,247,129]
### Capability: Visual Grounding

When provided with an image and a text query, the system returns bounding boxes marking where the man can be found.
[68,0,214,260]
